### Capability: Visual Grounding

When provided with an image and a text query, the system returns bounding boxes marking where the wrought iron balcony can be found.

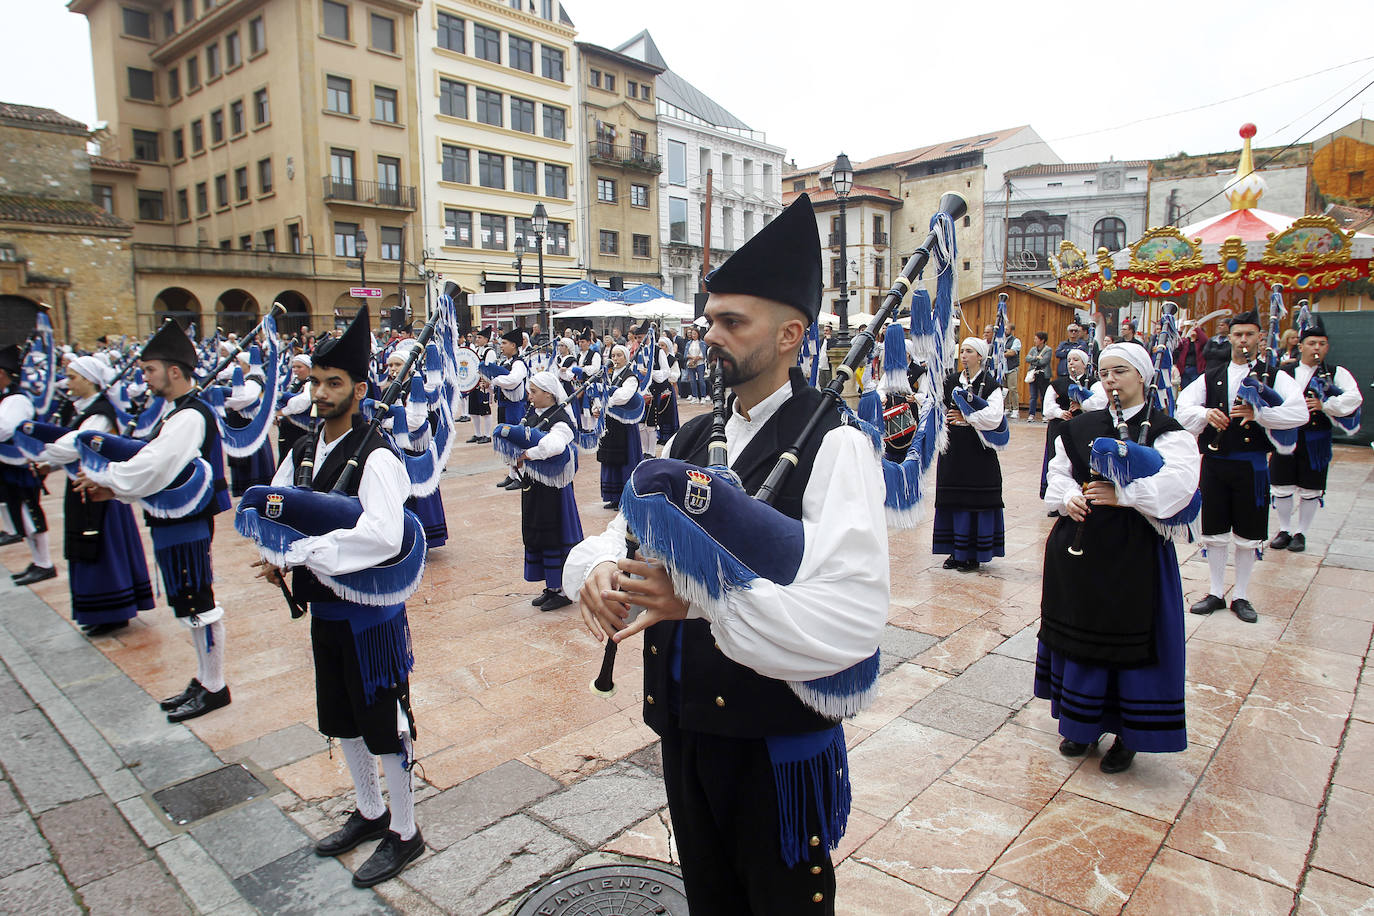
[322,177,417,210]
[588,142,662,173]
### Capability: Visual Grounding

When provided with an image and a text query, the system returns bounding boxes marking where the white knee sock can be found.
[0,505,14,536]
[1233,548,1257,601]
[27,531,51,569]
[340,736,386,820]
[1295,498,1320,535]
[200,620,226,692]
[1273,494,1293,533]
[382,746,417,841]
[1208,543,1229,598]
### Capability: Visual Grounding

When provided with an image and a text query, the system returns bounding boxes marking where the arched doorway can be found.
[215,289,259,336]
[0,295,41,345]
[153,288,201,332]
[273,290,312,339]
[331,292,365,331]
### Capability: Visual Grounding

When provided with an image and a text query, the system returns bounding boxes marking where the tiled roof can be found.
[785,126,1028,178]
[1006,160,1149,177]
[0,102,88,134]
[783,184,901,206]
[0,194,132,232]
[613,30,752,132]
[89,155,140,173]
[1325,203,1373,231]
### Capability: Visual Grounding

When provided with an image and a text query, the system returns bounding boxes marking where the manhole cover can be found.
[515,863,689,916]
[151,764,266,825]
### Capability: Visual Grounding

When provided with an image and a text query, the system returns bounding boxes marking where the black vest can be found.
[520,407,575,547]
[936,369,1004,509]
[64,396,120,562]
[144,394,230,527]
[1198,362,1273,454]
[1049,373,1092,411]
[647,369,843,738]
[1286,362,1333,433]
[289,417,403,605]
[595,366,640,465]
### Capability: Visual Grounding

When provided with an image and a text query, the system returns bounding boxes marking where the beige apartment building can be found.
[576,41,662,290]
[72,0,424,336]
[417,0,581,328]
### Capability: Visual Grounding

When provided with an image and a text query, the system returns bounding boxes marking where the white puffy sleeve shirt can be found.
[100,406,207,501]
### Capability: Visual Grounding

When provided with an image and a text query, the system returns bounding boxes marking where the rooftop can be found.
[785,126,1028,178]
[0,194,132,232]
[614,30,753,133]
[1006,160,1150,177]
[89,155,140,173]
[0,102,88,136]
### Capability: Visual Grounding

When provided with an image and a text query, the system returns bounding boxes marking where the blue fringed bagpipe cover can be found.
[74,430,215,520]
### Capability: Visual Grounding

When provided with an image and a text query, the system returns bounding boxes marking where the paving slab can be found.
[528,762,668,847]
[234,845,386,915]
[415,759,560,850]
[943,653,1036,709]
[37,795,147,887]
[78,857,191,915]
[879,624,940,673]
[156,834,250,915]
[902,686,1016,740]
[189,798,310,878]
[221,723,329,772]
[0,707,99,814]
[0,810,52,880]
[0,863,81,914]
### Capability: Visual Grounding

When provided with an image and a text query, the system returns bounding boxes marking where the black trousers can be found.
[659,716,835,915]
[310,616,411,756]
[1200,456,1268,542]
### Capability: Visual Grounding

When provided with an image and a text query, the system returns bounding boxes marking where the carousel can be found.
[1053,123,1374,332]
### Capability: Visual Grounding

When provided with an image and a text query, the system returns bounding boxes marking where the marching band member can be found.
[466,327,496,445]
[1177,308,1307,623]
[277,353,313,456]
[74,321,234,722]
[934,338,1006,571]
[492,329,529,490]
[554,337,578,396]
[1040,345,1097,500]
[0,345,57,583]
[1037,344,1200,774]
[223,349,275,496]
[574,330,603,430]
[386,343,448,550]
[515,371,582,611]
[595,345,643,510]
[1268,316,1362,552]
[255,306,424,888]
[30,356,155,634]
[568,195,887,914]
[647,335,681,446]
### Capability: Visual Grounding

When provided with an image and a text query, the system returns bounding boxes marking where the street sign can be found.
[350,287,383,298]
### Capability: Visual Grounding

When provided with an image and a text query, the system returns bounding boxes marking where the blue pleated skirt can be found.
[70,500,155,626]
[599,428,644,505]
[1033,540,1188,753]
[524,485,584,588]
[408,490,447,549]
[932,507,1005,562]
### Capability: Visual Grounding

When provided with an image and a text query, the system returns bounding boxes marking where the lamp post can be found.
[532,202,548,340]
[354,229,368,302]
[832,153,853,346]
[512,238,525,289]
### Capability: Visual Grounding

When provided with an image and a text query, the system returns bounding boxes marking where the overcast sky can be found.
[9,0,1374,172]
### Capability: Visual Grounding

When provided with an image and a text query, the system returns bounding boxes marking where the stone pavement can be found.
[1,405,1372,914]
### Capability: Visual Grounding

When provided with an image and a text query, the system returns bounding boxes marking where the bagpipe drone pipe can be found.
[596,192,970,714]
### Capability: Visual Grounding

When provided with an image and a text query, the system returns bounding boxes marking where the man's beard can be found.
[708,345,767,387]
[319,390,356,420]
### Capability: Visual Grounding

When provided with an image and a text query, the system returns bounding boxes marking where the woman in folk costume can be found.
[223,348,276,496]
[646,334,681,446]
[510,371,582,611]
[385,343,448,550]
[595,344,644,510]
[933,337,1006,571]
[1036,344,1200,774]
[554,336,578,397]
[23,356,155,635]
[465,327,496,445]
[1039,345,1097,500]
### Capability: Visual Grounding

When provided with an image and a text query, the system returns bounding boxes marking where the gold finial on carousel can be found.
[1224,122,1267,211]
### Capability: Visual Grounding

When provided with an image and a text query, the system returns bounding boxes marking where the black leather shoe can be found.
[0,533,24,547]
[1100,738,1136,774]
[602,501,618,510]
[942,556,961,569]
[1288,533,1306,553]
[15,565,56,586]
[166,685,231,722]
[1269,531,1292,551]
[10,563,35,580]
[495,477,512,488]
[457,416,471,423]
[1059,737,1099,757]
[539,592,572,611]
[531,588,555,607]
[160,678,203,711]
[1189,594,1226,615]
[352,829,425,888]
[84,621,129,638]
[958,560,980,573]
[502,479,523,490]
[1230,598,1258,623]
[466,435,481,444]
[476,436,491,444]
[315,808,391,857]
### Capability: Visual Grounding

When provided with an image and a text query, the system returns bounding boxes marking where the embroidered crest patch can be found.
[265,492,284,519]
[89,435,104,451]
[684,469,712,515]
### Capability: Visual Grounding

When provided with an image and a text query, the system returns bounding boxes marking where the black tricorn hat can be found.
[139,320,198,368]
[0,344,21,376]
[705,193,821,323]
[501,328,524,346]
[1229,308,1261,329]
[475,325,494,340]
[1299,317,1328,340]
[631,320,652,337]
[313,305,372,378]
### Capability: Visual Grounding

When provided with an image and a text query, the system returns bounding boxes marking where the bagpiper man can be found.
[568,195,887,914]
[74,321,234,721]
[0,344,57,583]
[255,306,425,888]
[1268,316,1362,552]
[1176,308,1307,623]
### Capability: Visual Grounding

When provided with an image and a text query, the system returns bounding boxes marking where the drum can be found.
[453,346,481,393]
[883,402,916,453]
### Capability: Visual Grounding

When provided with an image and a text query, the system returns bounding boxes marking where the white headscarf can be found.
[528,370,565,403]
[68,355,111,387]
[961,337,989,359]
[1099,342,1154,385]
[611,344,630,363]
[290,354,312,368]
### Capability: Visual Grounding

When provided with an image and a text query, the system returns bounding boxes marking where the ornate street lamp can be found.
[354,229,369,302]
[513,237,526,289]
[832,153,853,345]
[532,203,549,339]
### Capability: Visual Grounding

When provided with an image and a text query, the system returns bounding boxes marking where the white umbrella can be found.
[554,301,632,319]
[627,299,694,321]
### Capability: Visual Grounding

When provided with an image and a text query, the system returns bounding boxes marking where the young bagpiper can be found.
[595,345,644,510]
[490,329,529,490]
[466,327,496,445]
[933,338,1006,571]
[1268,316,1363,552]
[0,344,57,584]
[1037,344,1200,774]
[255,306,424,887]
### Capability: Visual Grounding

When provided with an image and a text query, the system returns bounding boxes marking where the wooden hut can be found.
[956,282,1083,409]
